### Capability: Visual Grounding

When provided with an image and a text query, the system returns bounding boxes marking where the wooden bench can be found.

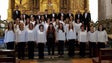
[99,48,112,63]
[0,49,15,63]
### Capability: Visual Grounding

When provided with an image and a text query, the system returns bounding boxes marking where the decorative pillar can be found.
[84,0,89,11]
[86,0,89,11]
[34,0,36,9]
[7,0,12,21]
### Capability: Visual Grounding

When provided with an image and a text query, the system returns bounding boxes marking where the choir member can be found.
[57,23,66,57]
[78,25,88,57]
[50,9,57,20]
[14,18,20,31]
[20,14,24,23]
[34,18,42,33]
[30,16,36,26]
[88,26,97,57]
[46,23,56,58]
[66,10,74,19]
[54,19,59,30]
[40,15,46,25]
[51,17,56,23]
[75,10,83,23]
[97,24,108,55]
[64,18,69,49]
[26,23,35,59]
[74,19,82,37]
[74,19,82,46]
[83,8,91,31]
[44,18,51,31]
[24,17,30,30]
[30,14,36,21]
[21,10,29,21]
[36,11,42,20]
[67,23,76,57]
[59,16,65,25]
[12,5,21,20]
[36,24,46,59]
[69,16,75,25]
[44,9,50,21]
[16,23,26,59]
[58,9,66,20]
[4,22,15,50]
[64,18,69,32]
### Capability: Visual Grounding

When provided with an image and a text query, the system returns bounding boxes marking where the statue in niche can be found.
[20,0,22,4]
[40,0,59,13]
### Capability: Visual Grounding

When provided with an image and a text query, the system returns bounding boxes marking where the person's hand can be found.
[55,40,58,43]
[86,42,89,45]
[105,42,107,45]
[15,42,17,45]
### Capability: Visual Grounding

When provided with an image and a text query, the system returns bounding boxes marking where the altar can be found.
[7,0,89,20]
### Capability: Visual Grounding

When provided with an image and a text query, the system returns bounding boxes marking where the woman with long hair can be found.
[46,23,56,58]
[36,24,46,59]
[26,23,35,59]
[78,25,88,57]
[4,22,15,50]
[97,24,108,56]
[67,23,76,57]
[16,23,26,59]
[88,26,97,57]
[57,23,66,57]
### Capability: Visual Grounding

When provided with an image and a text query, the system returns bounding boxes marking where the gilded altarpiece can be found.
[70,0,89,13]
[40,0,59,13]
[60,0,70,12]
[7,0,89,20]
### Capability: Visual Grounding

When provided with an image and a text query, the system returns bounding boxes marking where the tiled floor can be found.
[18,58,93,63]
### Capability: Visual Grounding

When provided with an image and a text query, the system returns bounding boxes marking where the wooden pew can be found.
[99,48,112,63]
[0,49,15,63]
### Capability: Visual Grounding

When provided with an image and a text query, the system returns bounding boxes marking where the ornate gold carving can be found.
[15,0,29,12]
[7,9,12,21]
[40,0,59,13]
[70,0,89,14]
[7,0,89,20]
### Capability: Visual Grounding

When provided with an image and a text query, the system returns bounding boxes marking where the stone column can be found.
[98,0,112,20]
[105,0,112,19]
[98,0,106,20]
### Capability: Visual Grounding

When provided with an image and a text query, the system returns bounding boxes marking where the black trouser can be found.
[17,42,26,59]
[68,39,75,57]
[6,42,15,49]
[80,42,86,57]
[89,42,97,57]
[28,41,35,59]
[47,38,55,55]
[76,33,79,47]
[97,42,105,56]
[38,43,45,59]
[58,40,64,55]
[6,42,15,57]
[84,23,90,31]
[97,42,105,48]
